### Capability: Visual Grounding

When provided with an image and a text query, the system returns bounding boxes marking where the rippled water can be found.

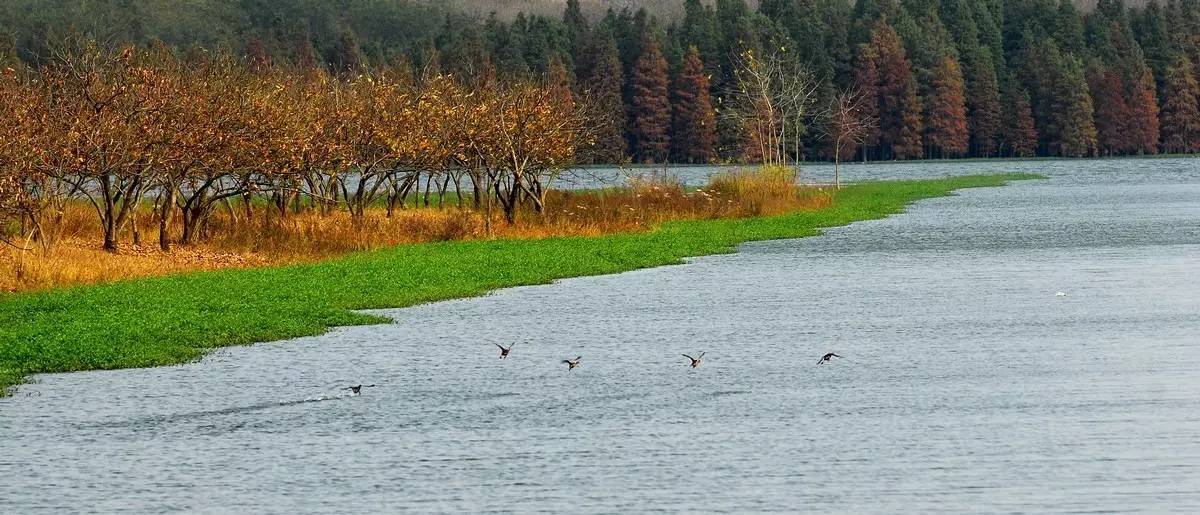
[3,158,1199,513]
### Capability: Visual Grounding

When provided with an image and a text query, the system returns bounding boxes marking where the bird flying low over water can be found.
[563,357,581,371]
[346,385,376,395]
[495,342,515,359]
[817,353,842,365]
[683,352,705,368]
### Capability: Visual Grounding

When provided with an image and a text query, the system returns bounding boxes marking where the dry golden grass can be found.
[0,170,832,292]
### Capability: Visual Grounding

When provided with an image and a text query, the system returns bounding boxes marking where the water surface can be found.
[2,158,1199,513]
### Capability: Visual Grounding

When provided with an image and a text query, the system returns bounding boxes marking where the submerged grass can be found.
[0,174,1040,394]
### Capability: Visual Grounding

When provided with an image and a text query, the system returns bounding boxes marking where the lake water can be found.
[2,157,1199,513]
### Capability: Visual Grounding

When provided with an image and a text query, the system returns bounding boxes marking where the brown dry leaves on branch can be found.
[0,38,828,292]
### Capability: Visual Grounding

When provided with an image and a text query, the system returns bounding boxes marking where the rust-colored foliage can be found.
[927,57,969,158]
[1125,68,1160,155]
[1089,65,1130,156]
[894,76,925,160]
[852,42,882,152]
[870,21,919,160]
[0,38,587,258]
[630,32,671,163]
[671,46,716,164]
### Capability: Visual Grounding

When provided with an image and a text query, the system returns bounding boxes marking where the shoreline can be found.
[0,174,1041,395]
[571,153,1200,170]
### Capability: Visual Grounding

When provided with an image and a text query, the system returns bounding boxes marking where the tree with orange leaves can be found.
[1125,68,1160,155]
[927,56,969,158]
[0,66,57,249]
[489,81,582,222]
[894,76,925,160]
[671,46,716,164]
[1088,65,1130,156]
[40,40,162,252]
[630,32,671,163]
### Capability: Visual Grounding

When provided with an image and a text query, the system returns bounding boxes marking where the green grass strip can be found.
[0,174,1040,394]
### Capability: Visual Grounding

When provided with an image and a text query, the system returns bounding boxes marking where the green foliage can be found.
[0,174,1039,394]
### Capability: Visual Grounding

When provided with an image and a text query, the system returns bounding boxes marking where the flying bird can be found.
[683,352,705,368]
[817,353,842,365]
[345,384,376,395]
[562,356,581,371]
[495,342,515,359]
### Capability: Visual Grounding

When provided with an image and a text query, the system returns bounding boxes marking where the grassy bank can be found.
[1,167,825,292]
[0,174,1039,394]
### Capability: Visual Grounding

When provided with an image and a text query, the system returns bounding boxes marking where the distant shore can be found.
[575,153,1200,170]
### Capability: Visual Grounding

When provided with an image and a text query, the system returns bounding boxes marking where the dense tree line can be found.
[3,0,1200,162]
[0,40,582,252]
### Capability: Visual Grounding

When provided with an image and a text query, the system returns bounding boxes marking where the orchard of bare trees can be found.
[0,39,584,254]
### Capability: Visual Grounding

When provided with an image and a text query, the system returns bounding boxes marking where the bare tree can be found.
[730,48,822,174]
[826,89,875,189]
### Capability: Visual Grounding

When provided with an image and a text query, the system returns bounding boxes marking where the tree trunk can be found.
[454,175,463,208]
[242,191,253,221]
[835,138,845,189]
[159,187,175,252]
[102,216,117,252]
[470,171,483,209]
[437,175,450,209]
[423,173,433,207]
[130,208,141,246]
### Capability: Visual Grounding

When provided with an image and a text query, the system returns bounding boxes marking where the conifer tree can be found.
[941,0,980,58]
[577,28,628,163]
[1055,0,1087,55]
[1089,65,1131,155]
[1132,2,1172,82]
[1159,54,1200,153]
[1126,68,1161,154]
[563,0,588,48]
[1018,36,1063,154]
[928,56,969,157]
[895,76,925,159]
[966,46,1001,156]
[1095,19,1161,155]
[868,21,918,159]
[547,55,575,112]
[1054,54,1099,157]
[1001,84,1039,157]
[630,32,672,163]
[680,0,720,77]
[896,8,956,126]
[852,42,882,156]
[671,46,717,163]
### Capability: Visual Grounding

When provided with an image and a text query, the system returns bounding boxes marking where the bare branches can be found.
[729,48,822,171]
[826,89,876,188]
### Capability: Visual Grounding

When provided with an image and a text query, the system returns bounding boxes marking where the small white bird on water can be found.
[1056,291,1067,297]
